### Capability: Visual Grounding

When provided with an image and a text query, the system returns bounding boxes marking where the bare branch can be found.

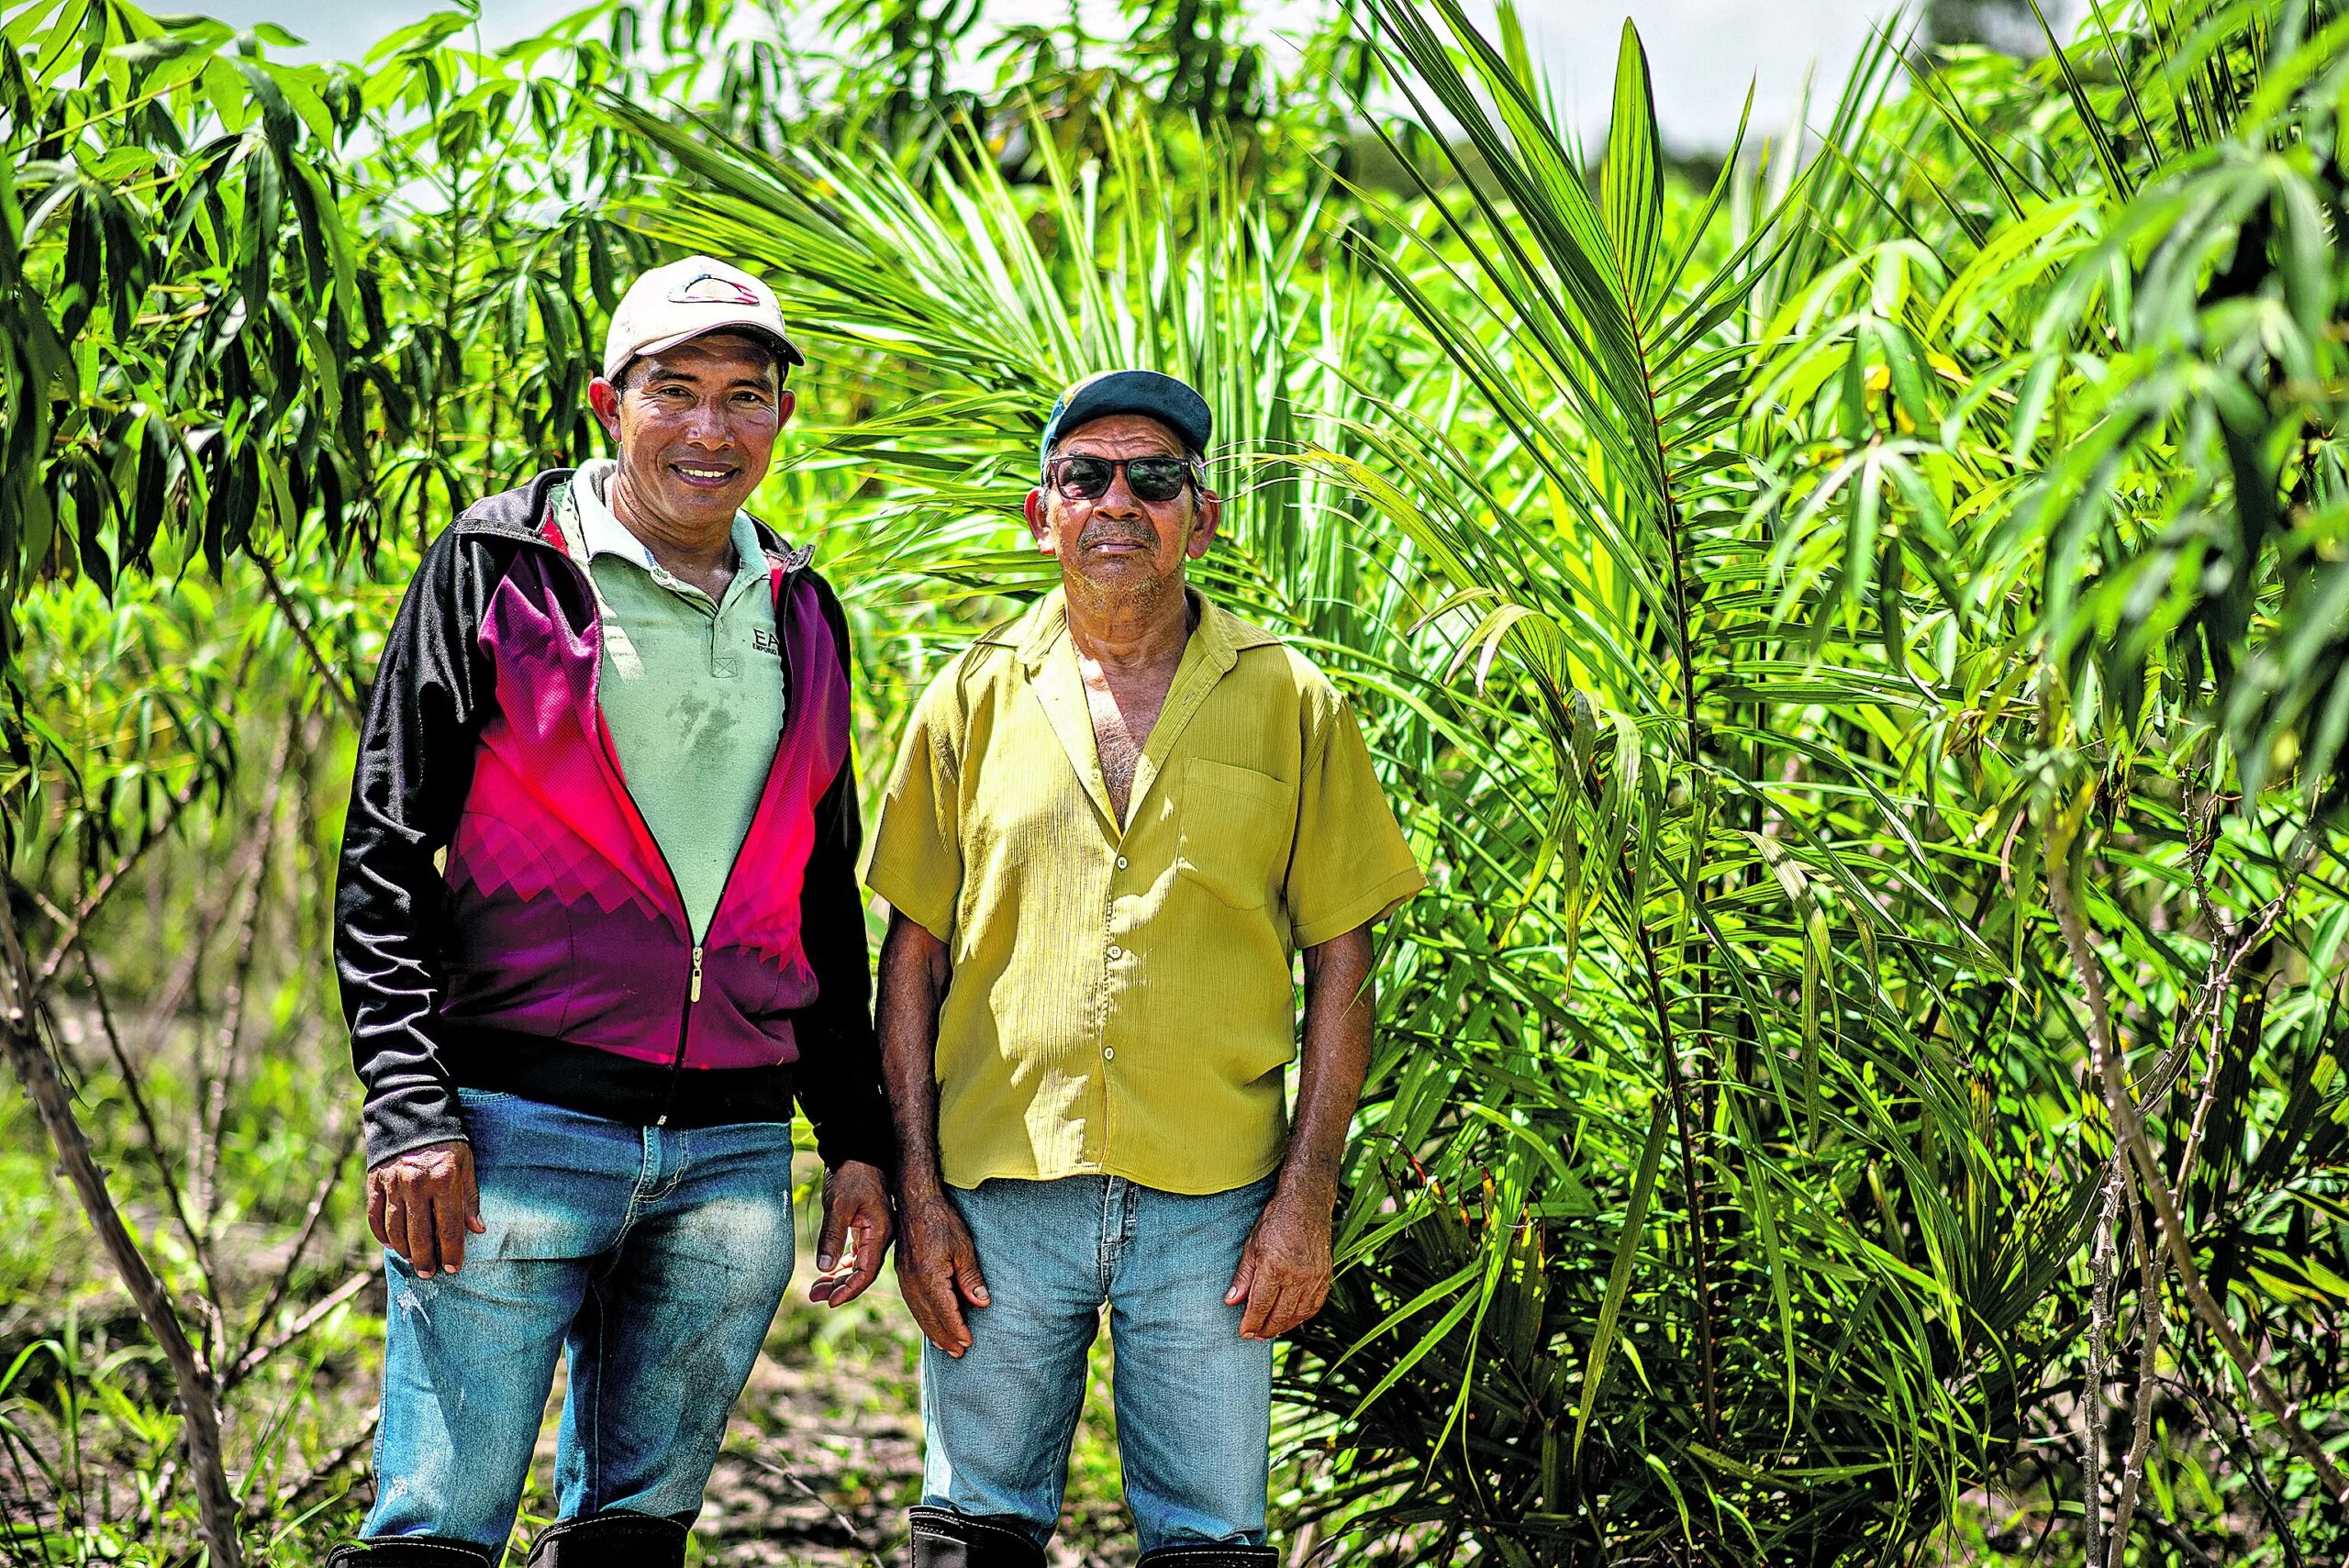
[2045,816,2349,1506]
[192,725,295,1243]
[0,890,245,1568]
[30,766,208,1000]
[79,945,223,1312]
[2082,1157,2124,1563]
[134,824,272,1082]
[227,1264,382,1391]
[2159,1373,2307,1568]
[2138,1508,2221,1568]
[252,553,364,730]
[729,1450,885,1568]
[2105,1174,2165,1567]
[228,1118,362,1385]
[244,1414,378,1525]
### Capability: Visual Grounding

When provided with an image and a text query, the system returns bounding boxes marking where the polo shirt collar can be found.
[570,458,762,584]
[572,460,653,567]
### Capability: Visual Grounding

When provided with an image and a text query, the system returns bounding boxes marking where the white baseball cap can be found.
[601,256,804,381]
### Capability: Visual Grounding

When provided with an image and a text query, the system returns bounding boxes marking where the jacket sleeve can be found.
[790,576,896,1172]
[335,528,497,1168]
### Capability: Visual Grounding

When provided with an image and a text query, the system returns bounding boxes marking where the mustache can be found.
[1076,522,1156,550]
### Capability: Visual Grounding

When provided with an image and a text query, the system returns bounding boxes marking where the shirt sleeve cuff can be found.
[1292,865,1427,951]
[865,858,956,945]
[362,1083,468,1168]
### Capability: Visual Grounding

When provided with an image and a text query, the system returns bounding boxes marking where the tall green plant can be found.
[0,4,379,671]
[1747,1,2349,1558]
[1233,6,2107,1561]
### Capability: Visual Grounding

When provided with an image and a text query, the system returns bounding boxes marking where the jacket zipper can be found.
[652,557,804,1126]
[519,517,807,1128]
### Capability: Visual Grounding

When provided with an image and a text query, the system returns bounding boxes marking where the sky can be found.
[196,0,2091,153]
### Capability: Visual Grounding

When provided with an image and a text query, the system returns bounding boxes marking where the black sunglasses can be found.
[1047,454,1198,504]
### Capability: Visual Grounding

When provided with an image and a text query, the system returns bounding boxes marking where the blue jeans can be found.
[920,1174,1276,1551]
[362,1090,796,1552]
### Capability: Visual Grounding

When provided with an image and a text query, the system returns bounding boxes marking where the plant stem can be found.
[79,945,222,1315]
[30,766,206,993]
[191,740,288,1249]
[252,554,364,728]
[228,1115,360,1386]
[247,1413,378,1524]
[2107,1172,2165,1568]
[0,895,244,1568]
[1631,904,1718,1440]
[2044,819,2349,1507]
[2083,1157,2122,1563]
[228,1264,380,1389]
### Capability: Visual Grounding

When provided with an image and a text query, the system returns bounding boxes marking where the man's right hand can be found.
[894,1189,989,1356]
[366,1139,485,1277]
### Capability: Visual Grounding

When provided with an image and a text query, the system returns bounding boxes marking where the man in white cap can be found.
[330,258,893,1568]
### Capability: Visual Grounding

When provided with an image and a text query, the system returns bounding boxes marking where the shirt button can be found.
[1104,1047,1116,1061]
[1107,944,1122,959]
[1116,856,1129,870]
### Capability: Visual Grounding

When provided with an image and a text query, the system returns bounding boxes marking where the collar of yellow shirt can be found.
[1008,584,1281,836]
[866,580,1425,1191]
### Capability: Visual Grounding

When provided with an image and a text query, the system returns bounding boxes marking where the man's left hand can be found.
[1226,1183,1334,1340]
[811,1159,892,1307]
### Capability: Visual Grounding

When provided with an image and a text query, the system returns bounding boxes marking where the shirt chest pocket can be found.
[1176,758,1296,911]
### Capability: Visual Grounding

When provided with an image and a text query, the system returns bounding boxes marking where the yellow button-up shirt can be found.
[864,587,1424,1195]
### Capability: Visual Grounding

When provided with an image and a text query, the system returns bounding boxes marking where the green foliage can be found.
[2025,6,2349,804]
[0,2,370,662]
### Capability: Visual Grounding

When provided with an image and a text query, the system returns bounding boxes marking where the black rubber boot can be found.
[907,1504,1048,1567]
[523,1510,690,1568]
[322,1540,495,1568]
[1135,1546,1278,1568]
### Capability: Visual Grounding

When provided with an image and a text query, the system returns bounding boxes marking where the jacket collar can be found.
[564,459,772,580]
[450,466,814,574]
[452,468,574,542]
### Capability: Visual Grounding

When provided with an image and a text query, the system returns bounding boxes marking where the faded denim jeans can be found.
[362,1089,796,1553]
[919,1173,1277,1551]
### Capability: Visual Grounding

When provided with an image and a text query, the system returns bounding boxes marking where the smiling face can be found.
[1022,413,1219,602]
[588,331,794,542]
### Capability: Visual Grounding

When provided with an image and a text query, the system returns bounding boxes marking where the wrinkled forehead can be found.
[628,330,782,386]
[1052,412,1187,458]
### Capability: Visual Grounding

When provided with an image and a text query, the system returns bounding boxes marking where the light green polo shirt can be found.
[560,461,784,941]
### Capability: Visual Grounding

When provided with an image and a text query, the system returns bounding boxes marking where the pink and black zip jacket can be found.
[335,470,892,1171]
